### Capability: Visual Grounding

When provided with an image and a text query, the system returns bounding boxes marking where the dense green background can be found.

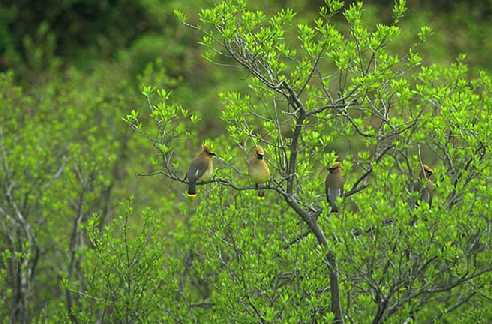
[1,0,491,323]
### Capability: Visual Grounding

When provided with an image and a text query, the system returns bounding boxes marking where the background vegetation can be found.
[1,0,491,323]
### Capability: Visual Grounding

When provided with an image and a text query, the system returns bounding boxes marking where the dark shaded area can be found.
[0,0,153,62]
[2,0,492,69]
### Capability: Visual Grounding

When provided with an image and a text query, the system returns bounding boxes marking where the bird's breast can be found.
[326,174,344,188]
[199,161,213,181]
[248,161,270,183]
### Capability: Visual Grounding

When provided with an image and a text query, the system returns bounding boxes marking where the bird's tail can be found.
[256,183,265,198]
[187,180,197,199]
[327,190,338,213]
[328,200,338,213]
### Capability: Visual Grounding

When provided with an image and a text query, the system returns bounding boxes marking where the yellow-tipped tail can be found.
[186,192,197,200]
[256,184,265,198]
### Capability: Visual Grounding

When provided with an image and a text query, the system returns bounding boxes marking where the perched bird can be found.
[186,144,216,198]
[419,164,434,208]
[325,162,344,213]
[248,145,270,197]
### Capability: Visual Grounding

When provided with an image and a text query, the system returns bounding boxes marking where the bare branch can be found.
[345,144,394,197]
[297,42,328,97]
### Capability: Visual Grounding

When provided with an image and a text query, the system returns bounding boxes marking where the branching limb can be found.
[345,144,394,197]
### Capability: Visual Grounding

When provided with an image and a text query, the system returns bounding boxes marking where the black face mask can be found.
[257,154,264,160]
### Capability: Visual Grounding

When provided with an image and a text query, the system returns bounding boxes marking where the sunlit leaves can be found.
[174,9,187,25]
[418,25,432,42]
[128,1,492,322]
[324,0,344,15]
[392,0,407,23]
[83,203,170,322]
[128,86,198,155]
[220,91,254,143]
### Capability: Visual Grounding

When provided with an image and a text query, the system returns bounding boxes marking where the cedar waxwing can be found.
[248,145,270,197]
[419,164,434,208]
[186,144,216,198]
[325,162,344,213]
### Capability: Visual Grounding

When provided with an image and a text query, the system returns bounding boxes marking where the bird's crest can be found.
[328,162,341,171]
[202,144,216,157]
[255,145,265,158]
[422,164,433,177]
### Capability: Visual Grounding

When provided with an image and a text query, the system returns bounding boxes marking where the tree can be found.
[0,67,135,322]
[127,0,492,322]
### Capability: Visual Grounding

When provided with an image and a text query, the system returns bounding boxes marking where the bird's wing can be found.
[187,158,209,182]
[264,161,270,175]
[327,188,338,204]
